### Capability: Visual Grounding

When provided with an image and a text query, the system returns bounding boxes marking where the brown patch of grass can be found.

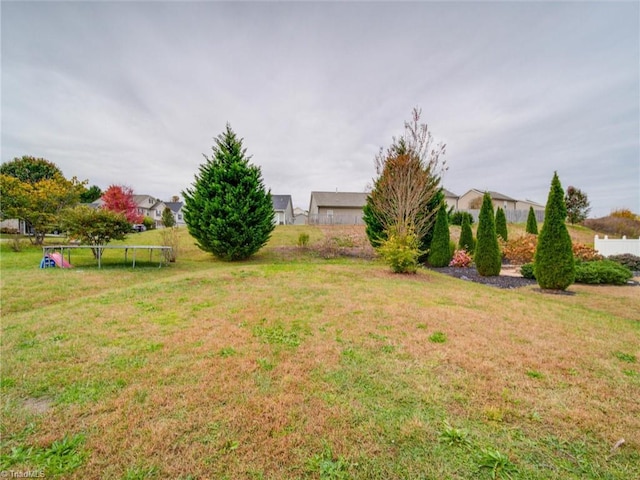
[22,397,53,414]
[2,226,639,478]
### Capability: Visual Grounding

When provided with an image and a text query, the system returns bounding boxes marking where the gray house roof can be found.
[271,194,293,211]
[487,190,517,202]
[468,189,518,202]
[310,191,368,208]
[442,188,458,198]
[164,201,183,213]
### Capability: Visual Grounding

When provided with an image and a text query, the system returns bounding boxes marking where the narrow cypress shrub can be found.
[458,213,475,253]
[474,192,501,276]
[526,206,539,234]
[534,172,575,290]
[428,206,452,267]
[495,207,508,241]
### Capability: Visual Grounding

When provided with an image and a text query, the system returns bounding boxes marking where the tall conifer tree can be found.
[495,207,508,241]
[526,206,538,234]
[474,192,502,276]
[458,213,475,253]
[534,172,575,290]
[182,124,275,261]
[428,206,452,267]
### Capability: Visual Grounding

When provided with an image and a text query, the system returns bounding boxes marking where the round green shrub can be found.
[520,263,535,279]
[574,260,633,285]
[450,211,474,226]
[377,228,420,274]
[297,232,310,248]
[142,216,155,230]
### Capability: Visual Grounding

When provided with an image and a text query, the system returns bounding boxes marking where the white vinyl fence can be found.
[594,235,640,256]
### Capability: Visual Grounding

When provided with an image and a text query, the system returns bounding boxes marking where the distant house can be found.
[271,195,294,225]
[515,199,545,222]
[457,189,519,211]
[515,199,545,212]
[308,191,368,225]
[0,218,28,235]
[132,195,167,228]
[455,189,545,223]
[164,201,186,227]
[442,188,459,211]
[293,207,308,225]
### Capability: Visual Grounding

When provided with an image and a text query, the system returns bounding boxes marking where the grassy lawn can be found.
[1,225,638,479]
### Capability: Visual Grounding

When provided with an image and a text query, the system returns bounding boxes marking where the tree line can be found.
[0,156,177,254]
[1,110,592,290]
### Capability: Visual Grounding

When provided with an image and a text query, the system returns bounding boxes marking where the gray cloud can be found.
[2,1,638,216]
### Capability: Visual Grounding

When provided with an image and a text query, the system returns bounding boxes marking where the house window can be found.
[178,214,182,220]
[156,210,161,217]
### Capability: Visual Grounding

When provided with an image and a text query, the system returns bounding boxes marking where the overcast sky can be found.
[2,1,638,217]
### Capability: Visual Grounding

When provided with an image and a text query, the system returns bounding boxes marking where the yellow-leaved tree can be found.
[0,156,85,245]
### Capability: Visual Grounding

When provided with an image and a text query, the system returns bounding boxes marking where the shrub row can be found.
[500,236,604,265]
[521,260,633,285]
[574,260,633,285]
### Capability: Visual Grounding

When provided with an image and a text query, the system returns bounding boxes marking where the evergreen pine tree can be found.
[534,172,575,290]
[182,124,275,261]
[526,206,538,235]
[495,207,508,241]
[474,192,502,276]
[458,213,475,253]
[428,205,452,267]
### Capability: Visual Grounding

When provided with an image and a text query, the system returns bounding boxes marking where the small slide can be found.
[48,252,73,268]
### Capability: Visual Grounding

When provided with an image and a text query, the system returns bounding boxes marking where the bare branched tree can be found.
[368,108,447,239]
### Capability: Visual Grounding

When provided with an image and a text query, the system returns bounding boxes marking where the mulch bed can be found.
[429,266,538,289]
[431,266,640,289]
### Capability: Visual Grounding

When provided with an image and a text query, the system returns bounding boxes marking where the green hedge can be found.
[522,260,633,285]
[574,260,633,285]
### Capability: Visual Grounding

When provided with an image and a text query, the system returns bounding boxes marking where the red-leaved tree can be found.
[101,185,143,224]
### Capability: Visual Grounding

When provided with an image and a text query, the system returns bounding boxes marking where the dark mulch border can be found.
[429,266,537,289]
[431,266,640,290]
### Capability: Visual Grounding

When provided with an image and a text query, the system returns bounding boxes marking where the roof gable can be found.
[132,194,157,207]
[464,189,518,202]
[271,194,293,211]
[442,188,458,198]
[164,202,184,213]
[310,191,368,208]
